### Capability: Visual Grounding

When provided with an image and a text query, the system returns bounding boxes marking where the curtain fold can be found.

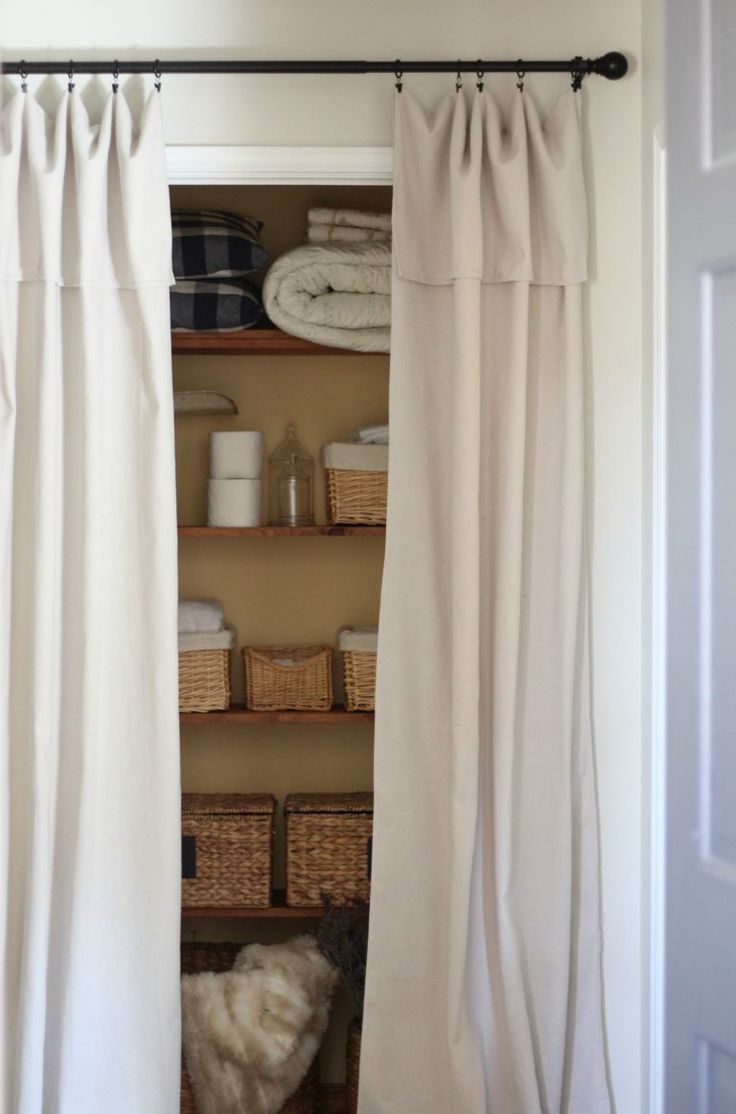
[360,89,610,1114]
[0,90,180,1114]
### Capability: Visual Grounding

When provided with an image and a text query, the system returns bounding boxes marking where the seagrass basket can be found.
[325,469,387,526]
[342,650,377,712]
[345,1022,361,1114]
[181,793,275,908]
[285,792,373,906]
[243,645,333,712]
[180,942,320,1114]
[179,648,231,713]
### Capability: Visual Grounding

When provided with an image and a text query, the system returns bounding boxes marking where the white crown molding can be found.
[166,145,393,186]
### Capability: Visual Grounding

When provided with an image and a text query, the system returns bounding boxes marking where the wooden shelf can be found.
[180,704,374,725]
[178,524,385,538]
[172,327,386,358]
[182,890,362,920]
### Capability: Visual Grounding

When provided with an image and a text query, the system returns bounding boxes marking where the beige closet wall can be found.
[6,3,647,1110]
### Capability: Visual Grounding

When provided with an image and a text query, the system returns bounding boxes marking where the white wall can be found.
[4,3,646,1110]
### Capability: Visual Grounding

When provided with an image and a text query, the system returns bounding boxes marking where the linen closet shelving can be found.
[174,181,390,1105]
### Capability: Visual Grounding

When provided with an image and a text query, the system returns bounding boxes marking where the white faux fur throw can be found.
[181,936,338,1114]
[262,241,391,353]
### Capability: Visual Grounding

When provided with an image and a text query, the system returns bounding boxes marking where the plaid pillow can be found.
[172,210,270,279]
[170,277,264,332]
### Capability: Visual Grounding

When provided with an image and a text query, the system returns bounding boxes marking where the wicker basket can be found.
[285,792,373,906]
[342,650,377,712]
[179,648,231,713]
[326,469,387,526]
[182,793,275,908]
[243,645,333,712]
[345,1022,361,1114]
[180,942,320,1114]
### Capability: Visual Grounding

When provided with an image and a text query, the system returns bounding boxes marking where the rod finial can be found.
[595,51,628,80]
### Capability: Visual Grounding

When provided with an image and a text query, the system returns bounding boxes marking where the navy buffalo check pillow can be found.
[172,210,270,279]
[171,278,264,332]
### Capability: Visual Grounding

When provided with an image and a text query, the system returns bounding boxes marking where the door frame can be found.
[649,126,667,1114]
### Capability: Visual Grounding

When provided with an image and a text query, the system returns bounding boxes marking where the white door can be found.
[665,0,736,1110]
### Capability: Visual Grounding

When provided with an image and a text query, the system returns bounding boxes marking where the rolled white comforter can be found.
[263,241,391,353]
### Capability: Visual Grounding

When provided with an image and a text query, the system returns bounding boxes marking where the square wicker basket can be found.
[179,648,231,713]
[285,792,373,906]
[182,793,275,908]
[342,650,377,712]
[325,468,388,526]
[243,645,333,712]
[180,942,320,1114]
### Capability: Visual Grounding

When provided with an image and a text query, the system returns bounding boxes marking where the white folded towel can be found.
[308,208,392,233]
[347,423,389,445]
[307,225,390,244]
[178,627,235,653]
[322,443,389,472]
[338,626,378,653]
[178,599,225,633]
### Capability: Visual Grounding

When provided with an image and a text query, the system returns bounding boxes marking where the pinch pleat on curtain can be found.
[0,90,179,1114]
[360,89,610,1114]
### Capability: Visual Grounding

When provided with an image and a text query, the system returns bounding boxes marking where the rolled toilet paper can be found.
[207,478,262,527]
[209,431,264,479]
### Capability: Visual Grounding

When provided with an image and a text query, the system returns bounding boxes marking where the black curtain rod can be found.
[1,52,628,80]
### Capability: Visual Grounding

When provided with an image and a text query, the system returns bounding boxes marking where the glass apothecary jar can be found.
[268,423,315,527]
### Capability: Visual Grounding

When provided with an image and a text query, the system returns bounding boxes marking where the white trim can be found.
[166,144,393,185]
[649,128,667,1114]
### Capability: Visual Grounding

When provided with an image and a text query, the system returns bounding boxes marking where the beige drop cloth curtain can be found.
[360,90,611,1114]
[0,91,180,1113]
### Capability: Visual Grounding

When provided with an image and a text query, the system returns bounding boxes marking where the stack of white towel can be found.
[178,599,235,652]
[207,431,264,527]
[347,423,389,445]
[306,208,391,245]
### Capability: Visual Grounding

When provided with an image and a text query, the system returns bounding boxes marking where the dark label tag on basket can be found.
[367,836,373,880]
[182,835,197,879]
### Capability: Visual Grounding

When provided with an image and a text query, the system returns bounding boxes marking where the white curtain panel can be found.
[360,90,611,1114]
[0,91,180,1114]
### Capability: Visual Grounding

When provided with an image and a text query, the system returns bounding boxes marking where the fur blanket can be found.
[181,936,338,1114]
[262,241,391,353]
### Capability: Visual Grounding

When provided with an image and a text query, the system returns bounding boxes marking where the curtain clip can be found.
[154,59,162,93]
[67,60,75,93]
[476,62,484,92]
[570,56,585,92]
[19,60,28,94]
[112,60,119,94]
[455,62,463,93]
[516,61,525,92]
[394,61,403,93]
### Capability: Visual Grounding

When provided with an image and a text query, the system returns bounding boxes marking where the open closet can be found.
[174,182,391,1112]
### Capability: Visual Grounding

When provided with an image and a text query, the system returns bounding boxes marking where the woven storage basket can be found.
[285,792,373,906]
[180,942,319,1114]
[182,793,275,908]
[326,468,387,526]
[243,645,333,712]
[342,650,377,712]
[345,1022,361,1114]
[179,648,231,713]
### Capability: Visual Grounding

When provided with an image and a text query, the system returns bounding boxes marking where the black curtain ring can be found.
[67,59,75,93]
[394,61,403,93]
[154,59,162,92]
[455,62,463,93]
[112,60,120,93]
[516,61,525,92]
[570,56,585,92]
[476,62,484,92]
[19,60,28,93]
